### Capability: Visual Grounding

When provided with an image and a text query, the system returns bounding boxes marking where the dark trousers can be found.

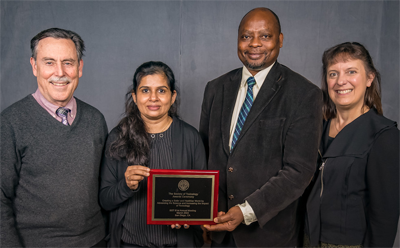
[211,232,296,248]
[92,239,107,248]
[211,233,237,248]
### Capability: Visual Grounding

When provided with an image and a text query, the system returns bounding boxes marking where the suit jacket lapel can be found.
[221,69,242,155]
[232,62,283,150]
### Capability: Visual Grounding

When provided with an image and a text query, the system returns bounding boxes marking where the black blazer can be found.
[199,62,323,247]
[306,109,399,247]
[99,117,207,248]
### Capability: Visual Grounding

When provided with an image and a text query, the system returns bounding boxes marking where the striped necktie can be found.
[56,107,71,126]
[231,77,256,151]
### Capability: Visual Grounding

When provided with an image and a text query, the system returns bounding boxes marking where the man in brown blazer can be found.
[200,8,322,247]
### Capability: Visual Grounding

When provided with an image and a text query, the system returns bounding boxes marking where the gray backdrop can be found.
[1,0,399,245]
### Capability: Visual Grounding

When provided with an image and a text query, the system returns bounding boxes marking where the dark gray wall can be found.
[379,0,399,122]
[1,1,399,244]
[1,1,399,129]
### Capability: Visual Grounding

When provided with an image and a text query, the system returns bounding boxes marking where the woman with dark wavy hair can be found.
[99,61,206,247]
[304,42,399,247]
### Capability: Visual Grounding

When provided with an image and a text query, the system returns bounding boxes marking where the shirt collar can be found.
[241,62,275,88]
[32,88,77,118]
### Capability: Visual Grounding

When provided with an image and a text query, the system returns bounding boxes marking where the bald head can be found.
[237,7,284,75]
[239,8,281,34]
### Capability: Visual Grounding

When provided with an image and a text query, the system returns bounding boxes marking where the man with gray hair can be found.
[1,28,107,247]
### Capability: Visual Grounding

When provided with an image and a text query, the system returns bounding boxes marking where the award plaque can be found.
[147,169,219,225]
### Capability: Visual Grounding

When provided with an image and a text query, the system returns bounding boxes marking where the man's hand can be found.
[203,206,244,232]
[201,225,211,244]
[124,165,150,190]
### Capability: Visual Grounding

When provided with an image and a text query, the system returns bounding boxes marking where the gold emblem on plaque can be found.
[178,179,189,191]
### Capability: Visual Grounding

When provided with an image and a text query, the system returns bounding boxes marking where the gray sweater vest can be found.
[1,95,108,247]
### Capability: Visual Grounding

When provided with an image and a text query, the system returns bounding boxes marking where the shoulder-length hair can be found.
[321,42,382,120]
[109,61,178,165]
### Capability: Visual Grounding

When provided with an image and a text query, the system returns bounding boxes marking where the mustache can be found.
[48,76,71,83]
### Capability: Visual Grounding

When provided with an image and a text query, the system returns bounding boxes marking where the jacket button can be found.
[228,195,234,200]
[228,167,234,172]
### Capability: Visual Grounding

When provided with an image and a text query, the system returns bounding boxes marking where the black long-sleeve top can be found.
[121,127,177,246]
[306,109,399,247]
[99,117,207,248]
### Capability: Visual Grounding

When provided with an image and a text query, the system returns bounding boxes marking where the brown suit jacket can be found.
[199,62,323,247]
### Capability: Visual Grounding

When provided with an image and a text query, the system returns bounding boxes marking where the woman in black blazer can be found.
[99,61,206,247]
[305,42,399,247]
